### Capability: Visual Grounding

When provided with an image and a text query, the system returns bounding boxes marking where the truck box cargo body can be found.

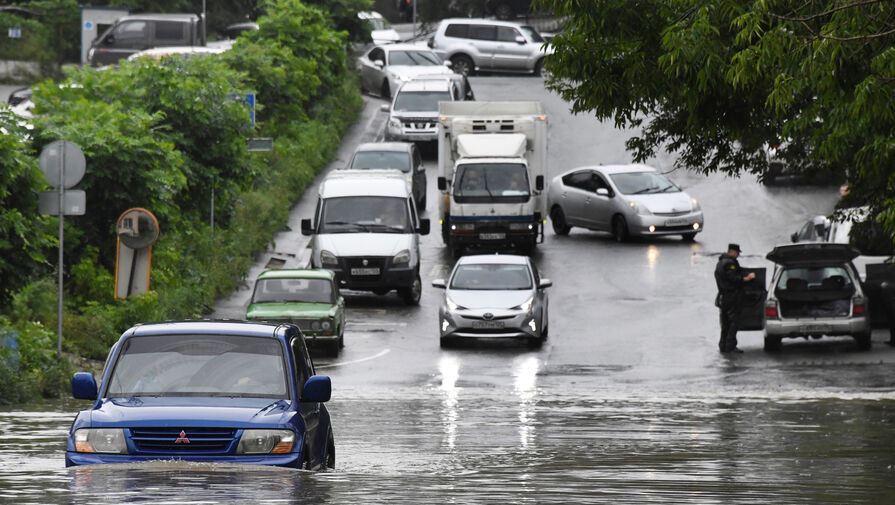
[436,101,547,255]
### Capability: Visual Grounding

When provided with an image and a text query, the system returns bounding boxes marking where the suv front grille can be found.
[130,427,237,454]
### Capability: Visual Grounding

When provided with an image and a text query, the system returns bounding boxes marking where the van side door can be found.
[738,268,768,330]
[864,262,895,328]
[96,20,151,65]
[153,20,191,47]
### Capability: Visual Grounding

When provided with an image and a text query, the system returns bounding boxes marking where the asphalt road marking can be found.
[316,349,390,369]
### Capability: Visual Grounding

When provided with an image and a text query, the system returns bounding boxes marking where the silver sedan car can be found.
[547,164,704,241]
[357,43,454,99]
[432,254,551,348]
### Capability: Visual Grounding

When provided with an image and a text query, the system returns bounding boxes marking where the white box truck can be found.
[436,101,548,256]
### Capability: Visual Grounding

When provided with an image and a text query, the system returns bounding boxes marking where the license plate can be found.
[801,324,831,333]
[472,320,505,329]
[479,233,506,240]
[665,218,690,226]
[350,267,380,276]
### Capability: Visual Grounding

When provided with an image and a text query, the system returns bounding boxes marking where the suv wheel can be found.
[400,271,422,305]
[533,58,545,77]
[763,335,782,352]
[451,55,474,76]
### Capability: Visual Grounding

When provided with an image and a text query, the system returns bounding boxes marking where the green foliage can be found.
[0,316,71,404]
[539,0,895,248]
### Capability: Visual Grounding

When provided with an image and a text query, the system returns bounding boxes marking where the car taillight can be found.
[765,300,779,319]
[853,297,866,315]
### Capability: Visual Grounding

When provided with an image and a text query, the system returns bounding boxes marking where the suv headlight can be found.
[236,429,294,455]
[628,201,652,216]
[512,296,534,313]
[393,249,411,265]
[320,250,338,266]
[388,117,402,129]
[691,198,701,212]
[74,428,128,454]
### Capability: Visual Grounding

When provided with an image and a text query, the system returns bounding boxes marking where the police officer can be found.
[715,243,756,353]
[881,280,895,345]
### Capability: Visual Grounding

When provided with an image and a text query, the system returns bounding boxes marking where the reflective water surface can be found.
[3,362,895,505]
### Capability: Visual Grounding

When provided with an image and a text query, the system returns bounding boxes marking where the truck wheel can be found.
[441,219,450,244]
[854,332,872,350]
[400,272,422,305]
[451,55,474,76]
[612,216,629,242]
[551,206,571,235]
[763,335,782,352]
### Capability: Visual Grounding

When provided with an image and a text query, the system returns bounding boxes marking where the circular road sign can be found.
[38,140,86,189]
[117,208,159,250]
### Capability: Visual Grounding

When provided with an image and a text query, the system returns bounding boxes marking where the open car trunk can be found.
[775,286,855,318]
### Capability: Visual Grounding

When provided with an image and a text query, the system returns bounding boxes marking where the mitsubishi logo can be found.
[174,430,190,444]
[362,259,369,266]
[490,208,496,214]
[483,312,494,320]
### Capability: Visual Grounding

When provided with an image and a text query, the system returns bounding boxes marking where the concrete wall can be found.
[0,60,39,81]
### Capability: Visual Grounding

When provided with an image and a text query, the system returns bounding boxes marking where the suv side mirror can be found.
[790,232,799,243]
[302,375,331,403]
[539,278,553,289]
[596,188,609,197]
[418,218,431,235]
[374,59,384,68]
[437,177,447,191]
[535,175,544,191]
[301,219,314,236]
[104,34,115,45]
[72,372,98,400]
[443,60,452,68]
[380,104,390,112]
[515,35,526,45]
[427,37,434,48]
[432,278,446,288]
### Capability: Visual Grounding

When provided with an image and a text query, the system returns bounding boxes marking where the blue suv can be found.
[66,320,335,469]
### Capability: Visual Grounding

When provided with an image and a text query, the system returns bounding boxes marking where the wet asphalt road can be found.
[2,77,895,504]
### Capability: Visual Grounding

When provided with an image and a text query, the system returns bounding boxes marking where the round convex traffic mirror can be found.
[117,208,159,250]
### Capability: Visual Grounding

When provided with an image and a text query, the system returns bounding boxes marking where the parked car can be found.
[382,77,464,145]
[346,142,427,209]
[246,269,346,356]
[547,164,704,241]
[358,11,401,45]
[87,13,205,66]
[763,243,872,351]
[126,44,229,62]
[66,320,335,469]
[432,254,550,348]
[427,18,552,76]
[301,171,430,304]
[357,43,454,98]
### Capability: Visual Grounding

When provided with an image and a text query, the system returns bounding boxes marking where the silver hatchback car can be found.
[764,243,872,351]
[432,254,551,348]
[547,164,704,241]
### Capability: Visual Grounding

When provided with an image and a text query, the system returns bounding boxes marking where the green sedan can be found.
[246,269,346,356]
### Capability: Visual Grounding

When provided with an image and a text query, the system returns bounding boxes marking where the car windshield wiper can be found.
[658,185,677,192]
[632,187,656,194]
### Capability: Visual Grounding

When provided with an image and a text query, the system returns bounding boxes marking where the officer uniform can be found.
[715,243,750,353]
[882,280,895,345]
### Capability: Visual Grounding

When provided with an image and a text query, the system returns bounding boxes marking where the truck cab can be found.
[437,101,547,256]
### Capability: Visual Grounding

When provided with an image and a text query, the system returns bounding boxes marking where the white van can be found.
[301,171,430,304]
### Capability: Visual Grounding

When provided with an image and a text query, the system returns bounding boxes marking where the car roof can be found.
[397,79,453,92]
[588,164,657,175]
[440,18,526,28]
[354,142,413,154]
[766,243,861,267]
[257,268,335,281]
[358,11,384,20]
[380,43,435,52]
[456,254,530,266]
[319,171,411,198]
[118,13,199,21]
[127,320,289,339]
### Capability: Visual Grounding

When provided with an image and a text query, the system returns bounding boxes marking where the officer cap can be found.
[728,243,741,252]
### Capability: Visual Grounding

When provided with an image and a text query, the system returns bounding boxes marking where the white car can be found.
[358,11,401,45]
[357,43,454,99]
[547,164,704,241]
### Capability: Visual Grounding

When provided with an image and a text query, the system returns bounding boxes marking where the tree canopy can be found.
[539,0,895,249]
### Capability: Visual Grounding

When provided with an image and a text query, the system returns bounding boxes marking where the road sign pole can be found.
[57,147,65,356]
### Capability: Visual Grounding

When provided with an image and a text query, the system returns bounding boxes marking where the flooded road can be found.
[3,77,894,503]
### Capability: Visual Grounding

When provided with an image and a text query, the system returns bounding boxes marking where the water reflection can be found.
[512,355,539,450]
[438,355,460,451]
[646,244,660,271]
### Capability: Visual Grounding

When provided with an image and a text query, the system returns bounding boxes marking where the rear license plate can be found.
[350,267,380,276]
[665,218,690,226]
[472,320,505,329]
[479,233,506,240]
[801,324,831,333]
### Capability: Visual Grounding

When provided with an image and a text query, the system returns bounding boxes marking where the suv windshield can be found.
[453,163,530,202]
[609,171,680,195]
[394,90,451,112]
[105,335,288,399]
[388,50,441,66]
[520,26,544,43]
[252,278,333,304]
[351,151,411,172]
[319,196,411,234]
[450,264,533,290]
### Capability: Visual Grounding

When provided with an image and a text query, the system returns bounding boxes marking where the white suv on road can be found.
[427,18,551,76]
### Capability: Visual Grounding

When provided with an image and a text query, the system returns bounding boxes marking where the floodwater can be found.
[3,360,895,504]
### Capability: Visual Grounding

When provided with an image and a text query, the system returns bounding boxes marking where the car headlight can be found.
[320,250,338,266]
[236,429,294,455]
[628,201,652,215]
[513,296,534,312]
[393,249,411,264]
[74,428,128,454]
[691,198,701,212]
[310,320,321,330]
[321,319,332,330]
[446,296,465,311]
